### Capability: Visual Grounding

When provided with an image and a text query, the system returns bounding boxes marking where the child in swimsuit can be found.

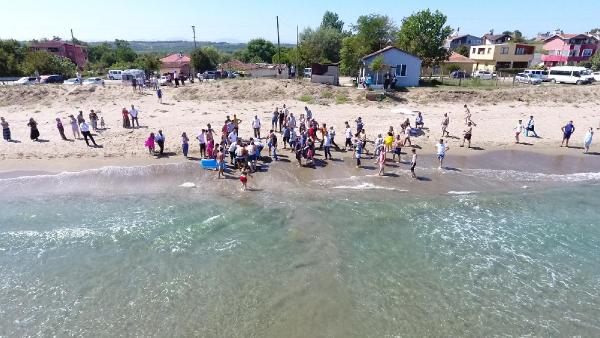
[240,168,251,191]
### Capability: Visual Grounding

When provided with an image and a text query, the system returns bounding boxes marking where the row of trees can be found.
[290,10,453,76]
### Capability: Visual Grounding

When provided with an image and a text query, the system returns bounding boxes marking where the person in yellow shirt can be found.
[384,132,394,152]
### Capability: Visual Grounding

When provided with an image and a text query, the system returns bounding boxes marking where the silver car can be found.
[515,73,542,85]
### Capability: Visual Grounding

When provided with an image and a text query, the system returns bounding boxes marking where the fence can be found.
[419,71,520,88]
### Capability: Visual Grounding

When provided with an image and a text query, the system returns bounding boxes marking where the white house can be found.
[360,46,422,87]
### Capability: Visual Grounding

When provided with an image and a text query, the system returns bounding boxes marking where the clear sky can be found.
[2,0,599,43]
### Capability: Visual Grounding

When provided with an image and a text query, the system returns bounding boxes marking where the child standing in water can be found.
[145,133,155,154]
[377,144,386,176]
[240,167,252,191]
[410,149,417,179]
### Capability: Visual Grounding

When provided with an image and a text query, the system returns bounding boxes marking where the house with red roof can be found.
[29,40,88,69]
[160,53,191,77]
[541,34,599,67]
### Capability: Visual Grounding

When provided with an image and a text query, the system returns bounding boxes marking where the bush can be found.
[320,90,333,99]
[298,94,314,103]
[21,51,77,77]
[335,94,348,104]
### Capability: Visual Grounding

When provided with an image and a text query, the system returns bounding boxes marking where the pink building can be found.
[29,40,88,70]
[541,34,599,67]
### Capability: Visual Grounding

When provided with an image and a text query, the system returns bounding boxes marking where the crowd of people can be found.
[1,101,597,190]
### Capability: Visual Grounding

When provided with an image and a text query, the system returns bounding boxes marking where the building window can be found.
[500,47,509,54]
[582,49,593,57]
[569,49,578,56]
[515,47,525,55]
[487,48,491,54]
[471,47,476,54]
[395,64,407,77]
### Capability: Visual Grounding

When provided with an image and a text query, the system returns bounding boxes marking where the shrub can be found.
[335,94,348,104]
[298,94,314,103]
[320,91,334,99]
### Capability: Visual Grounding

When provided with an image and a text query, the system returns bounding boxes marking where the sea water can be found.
[0,172,599,336]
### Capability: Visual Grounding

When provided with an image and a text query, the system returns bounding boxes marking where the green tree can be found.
[114,39,137,63]
[370,55,386,84]
[200,46,222,66]
[244,38,276,63]
[298,26,344,66]
[590,51,600,71]
[190,48,218,73]
[0,39,26,76]
[339,36,365,76]
[135,54,161,72]
[321,11,344,32]
[512,30,525,43]
[396,9,452,68]
[21,51,76,77]
[353,14,398,53]
[455,44,470,57]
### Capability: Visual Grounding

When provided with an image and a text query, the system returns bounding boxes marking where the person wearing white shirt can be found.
[197,129,207,158]
[323,132,333,160]
[252,115,262,139]
[79,119,98,147]
[228,130,238,144]
[129,105,139,128]
[436,139,449,169]
[514,119,524,144]
[344,121,353,151]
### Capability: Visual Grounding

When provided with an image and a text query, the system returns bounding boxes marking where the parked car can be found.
[548,66,592,85]
[64,78,82,85]
[472,70,494,80]
[83,77,105,85]
[303,68,312,78]
[450,70,469,79]
[524,69,549,82]
[15,77,38,85]
[593,71,600,82]
[107,69,123,80]
[158,75,169,86]
[203,71,218,80]
[40,75,64,84]
[515,73,542,85]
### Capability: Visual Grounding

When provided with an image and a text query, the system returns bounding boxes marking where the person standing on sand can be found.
[514,120,524,144]
[323,131,333,160]
[129,105,140,128]
[77,111,85,125]
[145,133,155,154]
[181,132,189,158]
[56,118,67,140]
[69,115,80,139]
[157,87,163,104]
[121,107,130,128]
[461,122,473,148]
[278,108,285,132]
[1,117,11,141]
[464,104,477,126]
[436,139,449,169]
[525,116,537,137]
[410,149,417,179]
[89,110,98,132]
[197,129,207,158]
[155,130,165,155]
[561,121,575,148]
[355,117,364,133]
[441,113,450,137]
[79,119,98,147]
[583,127,593,153]
[27,118,40,141]
[272,108,279,130]
[344,121,353,151]
[392,134,402,163]
[252,115,261,139]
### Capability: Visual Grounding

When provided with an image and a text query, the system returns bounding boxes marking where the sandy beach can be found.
[1,78,599,175]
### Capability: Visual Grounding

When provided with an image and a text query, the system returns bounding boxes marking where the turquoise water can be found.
[1,180,599,336]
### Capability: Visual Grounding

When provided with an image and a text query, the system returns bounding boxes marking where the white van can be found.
[548,66,592,84]
[524,69,549,81]
[107,69,123,80]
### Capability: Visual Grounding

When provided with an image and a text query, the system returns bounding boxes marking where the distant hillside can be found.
[88,40,295,55]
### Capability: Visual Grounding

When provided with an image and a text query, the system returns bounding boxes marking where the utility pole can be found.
[276,16,281,64]
[70,29,75,45]
[191,25,197,49]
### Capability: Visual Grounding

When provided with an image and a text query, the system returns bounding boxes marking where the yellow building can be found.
[469,43,535,72]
